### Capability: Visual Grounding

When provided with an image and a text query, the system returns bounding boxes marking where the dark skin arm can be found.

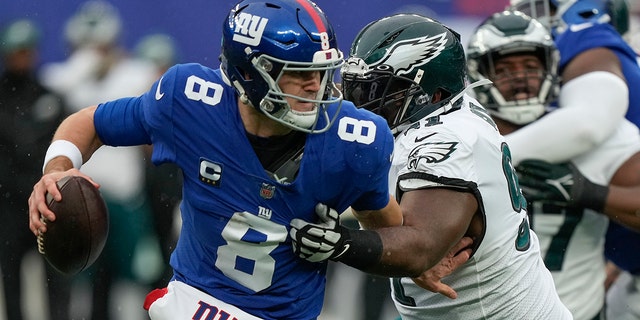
[366,188,479,277]
[561,47,625,83]
[604,152,640,231]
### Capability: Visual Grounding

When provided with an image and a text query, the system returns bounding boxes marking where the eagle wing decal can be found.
[370,32,448,75]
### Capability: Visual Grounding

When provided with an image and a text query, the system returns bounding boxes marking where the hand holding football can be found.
[37,176,109,275]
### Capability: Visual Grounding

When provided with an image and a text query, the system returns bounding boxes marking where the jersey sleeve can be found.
[348,108,395,212]
[94,97,151,146]
[95,65,180,164]
[556,24,634,71]
[396,125,478,196]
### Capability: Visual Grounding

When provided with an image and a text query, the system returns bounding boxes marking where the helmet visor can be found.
[342,68,417,128]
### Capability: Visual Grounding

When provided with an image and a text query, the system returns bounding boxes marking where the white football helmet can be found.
[467,10,560,125]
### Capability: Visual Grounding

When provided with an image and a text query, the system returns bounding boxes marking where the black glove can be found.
[290,203,349,263]
[516,159,609,212]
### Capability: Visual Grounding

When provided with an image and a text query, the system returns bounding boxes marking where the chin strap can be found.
[435,78,493,117]
[403,79,494,129]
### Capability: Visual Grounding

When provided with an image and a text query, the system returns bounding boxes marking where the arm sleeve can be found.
[506,71,628,165]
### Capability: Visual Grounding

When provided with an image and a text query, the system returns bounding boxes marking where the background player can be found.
[508,1,640,318]
[0,18,72,320]
[467,9,640,319]
[26,0,403,319]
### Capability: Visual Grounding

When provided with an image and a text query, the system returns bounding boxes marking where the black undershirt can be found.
[245,130,306,176]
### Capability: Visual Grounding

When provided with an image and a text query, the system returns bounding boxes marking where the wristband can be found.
[42,140,83,173]
[575,182,609,213]
[332,228,383,271]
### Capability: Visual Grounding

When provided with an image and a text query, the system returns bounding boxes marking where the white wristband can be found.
[42,140,83,173]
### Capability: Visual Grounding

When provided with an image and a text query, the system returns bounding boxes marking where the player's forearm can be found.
[352,195,403,229]
[364,226,449,277]
[603,185,640,232]
[507,72,627,165]
[44,106,103,173]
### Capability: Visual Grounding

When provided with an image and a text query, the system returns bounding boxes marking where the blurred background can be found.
[11,0,634,320]
[1,0,507,69]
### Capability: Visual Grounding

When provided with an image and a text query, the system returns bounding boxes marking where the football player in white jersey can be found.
[467,9,640,320]
[290,13,572,319]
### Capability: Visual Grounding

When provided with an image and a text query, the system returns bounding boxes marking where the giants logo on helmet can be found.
[232,12,269,46]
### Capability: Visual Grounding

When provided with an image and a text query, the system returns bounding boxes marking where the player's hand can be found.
[411,236,473,299]
[290,203,347,263]
[516,159,608,211]
[27,168,97,236]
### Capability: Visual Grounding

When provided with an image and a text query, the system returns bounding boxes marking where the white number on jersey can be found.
[184,75,223,106]
[215,212,287,292]
[337,117,376,145]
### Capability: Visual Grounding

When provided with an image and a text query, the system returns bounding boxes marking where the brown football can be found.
[38,176,109,275]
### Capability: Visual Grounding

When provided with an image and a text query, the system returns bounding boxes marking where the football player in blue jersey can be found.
[508,1,640,319]
[26,0,404,319]
[290,14,572,319]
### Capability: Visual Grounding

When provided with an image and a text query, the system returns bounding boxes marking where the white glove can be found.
[290,203,348,263]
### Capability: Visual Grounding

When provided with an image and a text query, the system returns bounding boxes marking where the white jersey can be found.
[530,119,640,320]
[389,95,572,320]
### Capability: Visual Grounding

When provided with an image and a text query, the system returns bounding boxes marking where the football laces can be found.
[37,215,47,255]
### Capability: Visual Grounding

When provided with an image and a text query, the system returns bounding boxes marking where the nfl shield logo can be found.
[260,183,275,199]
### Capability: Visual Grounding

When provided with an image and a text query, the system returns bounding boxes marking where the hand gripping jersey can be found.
[530,119,640,320]
[93,63,394,319]
[389,95,571,319]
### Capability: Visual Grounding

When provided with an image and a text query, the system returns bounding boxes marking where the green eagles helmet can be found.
[341,14,467,131]
[467,10,560,125]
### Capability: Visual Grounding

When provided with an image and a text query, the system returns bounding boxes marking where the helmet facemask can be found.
[467,10,560,125]
[251,50,344,133]
[475,50,556,125]
[342,57,424,131]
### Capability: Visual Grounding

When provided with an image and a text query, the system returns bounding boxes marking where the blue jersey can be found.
[555,23,640,124]
[93,63,394,319]
[555,23,640,275]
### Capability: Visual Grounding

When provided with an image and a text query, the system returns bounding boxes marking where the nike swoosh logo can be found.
[333,244,350,259]
[569,22,594,32]
[415,132,437,143]
[155,76,165,100]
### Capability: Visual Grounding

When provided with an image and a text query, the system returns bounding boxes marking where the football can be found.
[37,175,109,275]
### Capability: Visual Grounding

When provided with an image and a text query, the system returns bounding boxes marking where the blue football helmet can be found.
[510,0,628,37]
[220,0,344,133]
